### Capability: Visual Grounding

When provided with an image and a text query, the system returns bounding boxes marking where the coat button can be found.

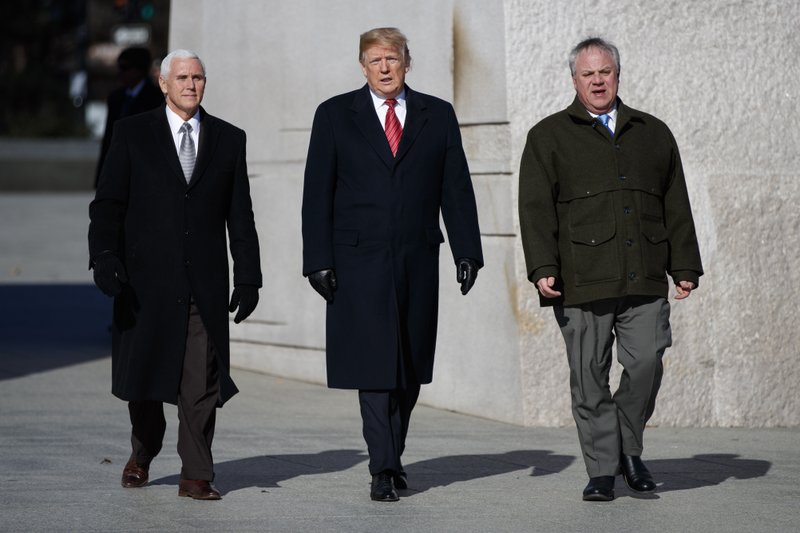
[619,175,627,181]
[623,206,631,214]
[625,239,633,246]
[177,297,185,304]
[628,272,637,280]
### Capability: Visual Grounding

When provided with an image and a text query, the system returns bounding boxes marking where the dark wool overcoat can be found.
[89,105,261,405]
[302,85,483,390]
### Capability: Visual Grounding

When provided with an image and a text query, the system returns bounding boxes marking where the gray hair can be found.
[160,49,206,78]
[568,37,620,77]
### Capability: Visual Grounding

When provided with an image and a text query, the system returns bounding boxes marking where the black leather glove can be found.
[308,269,337,303]
[229,285,259,324]
[92,252,128,297]
[456,257,479,295]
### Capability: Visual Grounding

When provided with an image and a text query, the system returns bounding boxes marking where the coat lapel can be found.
[189,107,219,189]
[351,85,395,169]
[394,86,427,163]
[150,108,187,185]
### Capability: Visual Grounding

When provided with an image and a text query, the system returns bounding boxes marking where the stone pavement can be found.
[1,192,799,532]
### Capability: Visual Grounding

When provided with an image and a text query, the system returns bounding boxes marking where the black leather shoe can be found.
[370,472,399,502]
[621,454,656,492]
[583,476,615,501]
[394,469,408,490]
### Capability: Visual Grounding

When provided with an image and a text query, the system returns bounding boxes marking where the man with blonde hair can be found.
[302,27,483,502]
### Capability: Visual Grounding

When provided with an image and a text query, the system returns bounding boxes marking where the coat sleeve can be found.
[301,104,338,276]
[88,120,130,261]
[662,128,703,286]
[227,130,262,287]
[439,104,484,266]
[518,127,560,283]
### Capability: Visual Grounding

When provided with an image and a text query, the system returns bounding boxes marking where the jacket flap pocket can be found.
[333,229,359,246]
[640,220,668,244]
[426,227,445,244]
[570,221,615,246]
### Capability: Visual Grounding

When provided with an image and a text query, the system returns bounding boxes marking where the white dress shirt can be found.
[368,88,407,128]
[165,106,201,157]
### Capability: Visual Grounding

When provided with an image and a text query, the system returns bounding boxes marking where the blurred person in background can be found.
[94,46,163,188]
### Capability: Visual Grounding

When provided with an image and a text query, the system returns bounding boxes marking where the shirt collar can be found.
[368,87,406,111]
[587,103,618,122]
[165,105,201,134]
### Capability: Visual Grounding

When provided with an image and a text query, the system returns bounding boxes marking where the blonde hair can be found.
[358,27,411,67]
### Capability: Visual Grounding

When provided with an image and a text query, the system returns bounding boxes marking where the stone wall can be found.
[169,0,800,427]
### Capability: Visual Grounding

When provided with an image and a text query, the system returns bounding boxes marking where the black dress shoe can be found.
[621,454,656,492]
[121,456,149,488]
[370,472,399,502]
[583,476,615,501]
[393,469,408,490]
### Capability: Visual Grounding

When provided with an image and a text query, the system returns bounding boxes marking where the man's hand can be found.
[308,269,337,303]
[456,258,479,295]
[536,276,562,299]
[92,253,128,297]
[229,285,259,323]
[674,280,695,300]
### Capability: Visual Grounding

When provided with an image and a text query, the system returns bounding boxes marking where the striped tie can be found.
[179,122,196,182]
[384,99,402,157]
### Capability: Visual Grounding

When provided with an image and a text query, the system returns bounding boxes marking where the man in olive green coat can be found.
[518,37,703,502]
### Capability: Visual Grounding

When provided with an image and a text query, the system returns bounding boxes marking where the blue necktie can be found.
[597,113,614,136]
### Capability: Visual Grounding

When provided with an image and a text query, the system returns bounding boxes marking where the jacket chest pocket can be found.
[569,221,621,285]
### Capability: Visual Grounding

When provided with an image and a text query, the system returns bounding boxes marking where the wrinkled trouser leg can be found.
[177,303,220,481]
[555,296,671,477]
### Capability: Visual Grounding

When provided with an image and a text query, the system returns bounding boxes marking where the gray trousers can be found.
[554,296,672,478]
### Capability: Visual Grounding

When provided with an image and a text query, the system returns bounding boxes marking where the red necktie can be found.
[384,98,402,157]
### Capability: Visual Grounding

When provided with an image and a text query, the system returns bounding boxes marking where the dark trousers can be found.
[359,385,421,476]
[128,303,220,481]
[554,296,672,478]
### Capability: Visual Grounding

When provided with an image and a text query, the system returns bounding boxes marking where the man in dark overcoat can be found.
[518,37,703,502]
[301,27,483,502]
[95,46,164,188]
[88,49,261,500]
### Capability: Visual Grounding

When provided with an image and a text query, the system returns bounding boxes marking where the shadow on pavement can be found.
[649,453,772,492]
[0,283,111,380]
[150,449,369,494]
[401,449,576,496]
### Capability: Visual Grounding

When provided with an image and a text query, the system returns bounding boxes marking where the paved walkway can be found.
[1,192,798,532]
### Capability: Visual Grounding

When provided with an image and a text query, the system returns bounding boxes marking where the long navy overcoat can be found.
[302,85,483,389]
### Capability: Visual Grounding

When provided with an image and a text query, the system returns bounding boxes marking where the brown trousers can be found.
[128,303,220,481]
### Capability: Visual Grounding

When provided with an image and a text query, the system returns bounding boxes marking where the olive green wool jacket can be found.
[518,97,703,307]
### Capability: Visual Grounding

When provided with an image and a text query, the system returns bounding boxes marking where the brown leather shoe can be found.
[178,479,222,500]
[121,456,149,488]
